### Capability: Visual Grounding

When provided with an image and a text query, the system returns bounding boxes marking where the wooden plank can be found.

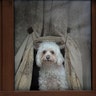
[0,91,96,96]
[92,0,96,90]
[0,0,2,90]
[2,0,14,91]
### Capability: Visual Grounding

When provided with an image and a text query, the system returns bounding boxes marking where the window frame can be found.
[0,0,96,95]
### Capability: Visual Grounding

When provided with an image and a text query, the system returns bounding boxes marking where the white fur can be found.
[36,42,68,90]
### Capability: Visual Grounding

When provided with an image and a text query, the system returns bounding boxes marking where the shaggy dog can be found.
[36,42,68,90]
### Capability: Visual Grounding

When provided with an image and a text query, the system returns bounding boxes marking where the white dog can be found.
[36,42,68,90]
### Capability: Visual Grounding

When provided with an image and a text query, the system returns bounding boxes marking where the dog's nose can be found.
[46,55,50,60]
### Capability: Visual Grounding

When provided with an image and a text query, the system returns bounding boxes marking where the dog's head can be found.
[36,42,64,67]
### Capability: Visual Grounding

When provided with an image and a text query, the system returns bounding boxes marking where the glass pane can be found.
[14,0,91,91]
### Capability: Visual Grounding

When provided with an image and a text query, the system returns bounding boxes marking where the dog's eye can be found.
[50,51,54,54]
[43,50,46,54]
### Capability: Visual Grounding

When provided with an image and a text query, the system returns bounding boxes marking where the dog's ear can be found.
[57,52,64,66]
[36,51,42,67]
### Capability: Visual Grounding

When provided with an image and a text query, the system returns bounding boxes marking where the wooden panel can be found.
[0,91,96,96]
[92,0,96,90]
[0,0,2,90]
[2,0,14,91]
